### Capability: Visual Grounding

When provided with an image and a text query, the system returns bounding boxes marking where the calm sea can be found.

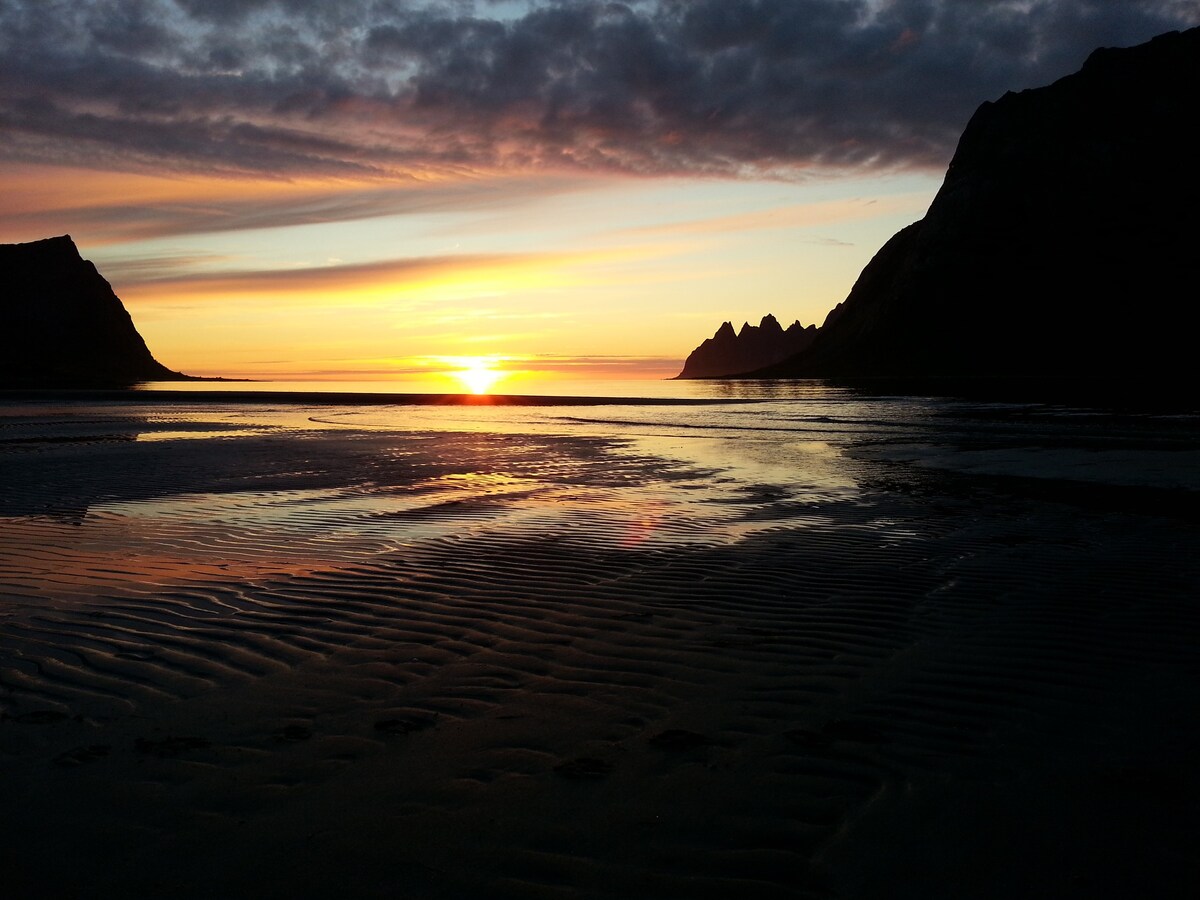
[132,376,813,401]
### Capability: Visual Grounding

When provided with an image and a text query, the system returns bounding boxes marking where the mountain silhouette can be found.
[1,235,187,386]
[688,27,1199,384]
[677,314,816,378]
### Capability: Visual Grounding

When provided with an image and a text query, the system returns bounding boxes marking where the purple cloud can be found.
[0,1,1194,178]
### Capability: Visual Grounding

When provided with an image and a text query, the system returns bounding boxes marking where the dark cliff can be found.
[0,235,186,386]
[759,27,1200,381]
[677,314,816,379]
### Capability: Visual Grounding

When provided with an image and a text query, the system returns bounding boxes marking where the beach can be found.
[2,386,1199,898]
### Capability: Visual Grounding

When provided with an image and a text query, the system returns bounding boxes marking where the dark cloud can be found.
[0,0,1194,179]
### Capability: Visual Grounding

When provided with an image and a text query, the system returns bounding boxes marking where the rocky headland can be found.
[681,27,1199,385]
[0,235,187,387]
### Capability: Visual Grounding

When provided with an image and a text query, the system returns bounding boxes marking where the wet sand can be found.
[2,398,1198,898]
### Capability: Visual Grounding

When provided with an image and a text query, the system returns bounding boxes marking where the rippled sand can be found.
[2,397,1199,898]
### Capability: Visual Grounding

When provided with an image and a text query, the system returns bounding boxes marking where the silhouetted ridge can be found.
[677,314,816,378]
[0,235,187,386]
[750,27,1200,381]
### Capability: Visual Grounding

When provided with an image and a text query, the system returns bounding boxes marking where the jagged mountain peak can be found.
[677,313,816,379]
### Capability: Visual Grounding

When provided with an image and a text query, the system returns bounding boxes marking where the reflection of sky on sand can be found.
[1,481,529,600]
[620,434,850,496]
[2,470,837,601]
[0,400,872,601]
[135,428,274,441]
[4,393,1197,602]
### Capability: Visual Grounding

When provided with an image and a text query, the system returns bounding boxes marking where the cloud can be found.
[234,353,685,379]
[106,244,642,302]
[0,166,592,243]
[0,1,1195,179]
[616,193,930,239]
[87,252,236,283]
[111,250,556,294]
[525,353,687,372]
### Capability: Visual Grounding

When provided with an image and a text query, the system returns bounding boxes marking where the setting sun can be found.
[448,357,507,394]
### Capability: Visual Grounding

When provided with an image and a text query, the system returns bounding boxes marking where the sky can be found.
[1,1,1196,384]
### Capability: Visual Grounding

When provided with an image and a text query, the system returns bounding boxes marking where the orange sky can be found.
[1,161,935,383]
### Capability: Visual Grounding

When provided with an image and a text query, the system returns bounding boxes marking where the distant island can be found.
[676,314,816,379]
[679,26,1199,384]
[0,235,190,387]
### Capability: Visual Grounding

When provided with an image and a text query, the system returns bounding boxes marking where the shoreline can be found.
[0,387,771,407]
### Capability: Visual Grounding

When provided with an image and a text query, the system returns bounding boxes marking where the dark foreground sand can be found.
[1,398,1199,898]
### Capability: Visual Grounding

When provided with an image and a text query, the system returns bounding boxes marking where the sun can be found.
[448,357,506,394]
